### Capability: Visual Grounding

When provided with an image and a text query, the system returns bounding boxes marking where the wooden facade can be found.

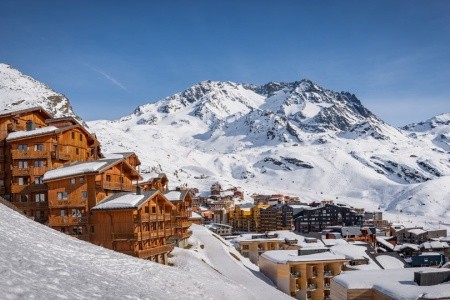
[163,190,193,247]
[139,173,169,192]
[44,157,142,238]
[90,190,175,264]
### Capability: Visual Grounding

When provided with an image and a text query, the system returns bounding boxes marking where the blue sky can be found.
[1,1,449,125]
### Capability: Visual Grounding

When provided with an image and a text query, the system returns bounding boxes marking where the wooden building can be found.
[43,156,142,238]
[138,173,169,192]
[4,111,100,223]
[163,190,193,247]
[90,190,175,264]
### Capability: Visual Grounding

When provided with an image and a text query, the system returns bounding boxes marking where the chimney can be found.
[26,120,35,131]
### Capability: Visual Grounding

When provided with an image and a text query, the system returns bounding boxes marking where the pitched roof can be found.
[0,106,52,119]
[43,157,141,182]
[163,190,189,202]
[6,126,60,141]
[92,191,159,210]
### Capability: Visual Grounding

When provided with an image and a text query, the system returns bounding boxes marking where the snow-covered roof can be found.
[190,212,202,219]
[330,243,380,270]
[43,161,109,181]
[333,267,450,299]
[420,241,449,250]
[394,243,420,252]
[93,193,145,210]
[233,230,326,249]
[261,250,347,264]
[376,236,395,250]
[6,126,59,141]
[408,228,427,235]
[375,255,405,269]
[163,190,189,202]
[0,106,51,118]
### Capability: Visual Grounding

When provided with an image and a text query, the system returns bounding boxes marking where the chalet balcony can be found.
[134,213,166,222]
[96,181,134,192]
[134,244,174,258]
[324,270,333,278]
[49,215,88,226]
[12,201,49,209]
[12,167,46,177]
[290,271,301,278]
[307,283,317,291]
[324,283,331,290]
[11,150,50,159]
[11,184,47,193]
[50,199,87,208]
[7,124,25,132]
[50,151,71,161]
[176,221,192,228]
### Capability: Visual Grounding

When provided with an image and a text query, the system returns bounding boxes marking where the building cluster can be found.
[0,107,193,264]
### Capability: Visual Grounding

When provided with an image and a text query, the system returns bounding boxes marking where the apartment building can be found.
[163,189,193,247]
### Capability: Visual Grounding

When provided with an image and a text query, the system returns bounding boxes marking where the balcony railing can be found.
[324,283,331,290]
[49,215,88,226]
[176,221,192,228]
[135,244,174,258]
[50,199,86,208]
[12,167,47,177]
[12,201,49,209]
[290,272,301,278]
[307,284,317,291]
[11,150,50,159]
[96,181,134,191]
[134,213,166,222]
[11,184,47,193]
[51,151,70,161]
[324,270,333,277]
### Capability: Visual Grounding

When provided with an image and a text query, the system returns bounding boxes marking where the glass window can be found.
[70,178,76,184]
[82,191,87,199]
[106,175,111,181]
[34,144,44,151]
[18,145,28,151]
[35,177,43,184]
[79,176,84,183]
[57,192,68,200]
[18,161,28,169]
[71,132,75,139]
[34,161,44,168]
[18,177,28,185]
[20,194,28,202]
[35,193,45,202]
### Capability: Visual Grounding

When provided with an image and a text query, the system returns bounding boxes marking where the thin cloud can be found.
[83,63,128,92]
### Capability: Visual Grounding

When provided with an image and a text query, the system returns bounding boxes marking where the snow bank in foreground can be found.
[0,203,285,300]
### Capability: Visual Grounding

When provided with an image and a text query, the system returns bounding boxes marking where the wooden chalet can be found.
[42,156,142,239]
[163,190,193,247]
[3,109,101,223]
[138,173,169,192]
[90,190,175,264]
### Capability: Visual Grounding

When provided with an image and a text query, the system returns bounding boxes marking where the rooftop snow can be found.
[261,250,346,264]
[333,267,450,299]
[6,126,59,141]
[408,228,426,235]
[93,193,146,210]
[43,161,108,181]
[164,191,182,201]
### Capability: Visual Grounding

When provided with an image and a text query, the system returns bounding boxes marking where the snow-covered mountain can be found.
[1,63,449,230]
[89,80,450,230]
[0,63,79,119]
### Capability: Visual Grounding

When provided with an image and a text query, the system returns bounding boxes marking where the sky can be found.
[0,0,449,126]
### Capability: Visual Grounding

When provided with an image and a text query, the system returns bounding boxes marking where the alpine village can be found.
[1,105,450,300]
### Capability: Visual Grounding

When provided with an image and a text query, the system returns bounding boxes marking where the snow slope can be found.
[0,203,288,300]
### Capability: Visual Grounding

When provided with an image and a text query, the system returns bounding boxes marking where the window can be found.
[73,226,83,235]
[34,144,44,151]
[79,176,84,183]
[106,175,111,182]
[18,161,28,169]
[34,160,44,168]
[35,193,45,202]
[152,207,156,213]
[18,144,28,151]
[90,225,95,233]
[60,209,66,217]
[36,211,44,219]
[20,194,28,202]
[79,134,82,141]
[71,209,81,217]
[71,132,75,139]
[145,206,149,213]
[35,177,43,184]
[70,178,76,184]
[57,192,68,200]
[18,177,28,185]
[81,191,87,199]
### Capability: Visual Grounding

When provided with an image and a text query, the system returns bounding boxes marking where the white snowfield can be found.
[0,203,290,300]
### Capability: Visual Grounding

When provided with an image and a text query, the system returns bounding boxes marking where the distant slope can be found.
[0,203,288,299]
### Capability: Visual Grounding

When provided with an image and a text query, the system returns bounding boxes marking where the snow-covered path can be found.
[191,225,290,299]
